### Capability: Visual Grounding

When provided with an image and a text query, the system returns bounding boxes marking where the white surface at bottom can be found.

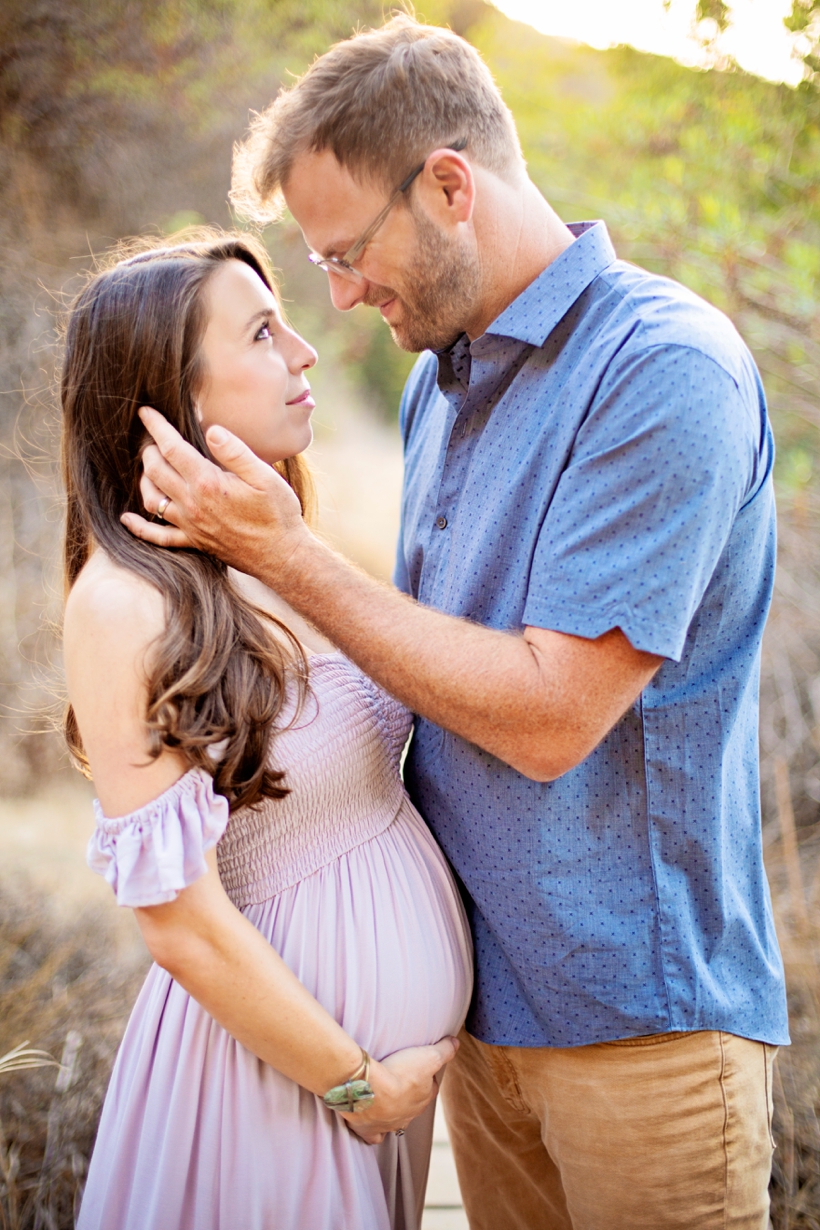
[423,1101,466,1225]
[422,1212,470,1229]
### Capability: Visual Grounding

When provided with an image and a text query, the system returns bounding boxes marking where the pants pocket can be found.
[764,1043,778,1149]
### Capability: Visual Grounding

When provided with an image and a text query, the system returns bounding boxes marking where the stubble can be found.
[364,210,481,353]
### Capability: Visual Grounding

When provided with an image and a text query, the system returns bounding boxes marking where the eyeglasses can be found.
[307,138,468,284]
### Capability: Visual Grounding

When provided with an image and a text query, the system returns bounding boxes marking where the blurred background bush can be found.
[0,0,819,1225]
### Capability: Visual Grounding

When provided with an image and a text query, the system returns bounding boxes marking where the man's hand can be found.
[341,1037,458,1145]
[122,407,308,578]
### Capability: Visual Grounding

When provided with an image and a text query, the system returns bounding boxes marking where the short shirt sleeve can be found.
[522,344,763,661]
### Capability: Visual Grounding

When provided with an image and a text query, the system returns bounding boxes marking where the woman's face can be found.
[197,259,317,464]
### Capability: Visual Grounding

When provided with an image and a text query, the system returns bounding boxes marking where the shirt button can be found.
[436,515,448,530]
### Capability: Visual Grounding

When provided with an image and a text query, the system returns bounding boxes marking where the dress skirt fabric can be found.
[78,801,472,1230]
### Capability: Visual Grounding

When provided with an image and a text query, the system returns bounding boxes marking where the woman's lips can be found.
[286,388,315,407]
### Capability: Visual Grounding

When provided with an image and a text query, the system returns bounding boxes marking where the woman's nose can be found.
[290,334,319,371]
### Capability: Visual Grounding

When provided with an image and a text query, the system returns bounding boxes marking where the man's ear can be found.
[418,150,475,228]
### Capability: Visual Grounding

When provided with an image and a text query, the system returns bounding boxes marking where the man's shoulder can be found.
[593,260,755,391]
[571,263,772,510]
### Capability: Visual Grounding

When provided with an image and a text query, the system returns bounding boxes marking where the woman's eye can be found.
[255,321,272,341]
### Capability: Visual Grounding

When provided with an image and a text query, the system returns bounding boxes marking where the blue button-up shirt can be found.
[394,221,789,1048]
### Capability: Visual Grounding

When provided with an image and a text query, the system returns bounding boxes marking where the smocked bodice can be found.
[217,654,413,907]
[88,654,414,910]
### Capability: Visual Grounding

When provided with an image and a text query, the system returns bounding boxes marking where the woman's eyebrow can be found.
[244,308,272,334]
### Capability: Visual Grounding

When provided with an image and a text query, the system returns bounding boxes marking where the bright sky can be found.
[492,0,804,85]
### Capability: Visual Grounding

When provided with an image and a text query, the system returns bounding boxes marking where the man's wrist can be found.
[257,525,337,611]
[249,519,313,590]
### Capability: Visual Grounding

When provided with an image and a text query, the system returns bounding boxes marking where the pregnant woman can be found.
[61,231,472,1230]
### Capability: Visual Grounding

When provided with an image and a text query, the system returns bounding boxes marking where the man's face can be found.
[282,149,480,352]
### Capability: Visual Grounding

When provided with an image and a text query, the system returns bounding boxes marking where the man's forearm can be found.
[264,531,575,780]
[129,412,660,777]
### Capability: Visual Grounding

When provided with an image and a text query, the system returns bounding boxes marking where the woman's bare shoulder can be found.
[63,551,166,716]
[64,551,165,659]
[64,551,187,814]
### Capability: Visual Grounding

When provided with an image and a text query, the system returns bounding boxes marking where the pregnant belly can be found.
[243,802,473,1060]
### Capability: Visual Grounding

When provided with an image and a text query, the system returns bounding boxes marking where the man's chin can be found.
[371,290,462,353]
[387,317,461,354]
[386,323,423,353]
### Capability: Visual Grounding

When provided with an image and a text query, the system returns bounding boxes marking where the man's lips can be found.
[286,388,315,407]
[378,298,397,319]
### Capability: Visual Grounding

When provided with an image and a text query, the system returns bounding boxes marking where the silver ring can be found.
[395,1129,405,1137]
[156,495,171,519]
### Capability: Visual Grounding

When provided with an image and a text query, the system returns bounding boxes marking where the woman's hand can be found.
[341,1037,459,1144]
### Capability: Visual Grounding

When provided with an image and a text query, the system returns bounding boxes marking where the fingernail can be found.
[208,426,228,446]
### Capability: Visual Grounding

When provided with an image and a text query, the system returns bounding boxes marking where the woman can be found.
[61,230,472,1230]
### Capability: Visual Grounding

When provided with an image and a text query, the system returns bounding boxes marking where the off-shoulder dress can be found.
[77,653,473,1230]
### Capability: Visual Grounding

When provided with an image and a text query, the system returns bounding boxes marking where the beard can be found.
[363,210,481,353]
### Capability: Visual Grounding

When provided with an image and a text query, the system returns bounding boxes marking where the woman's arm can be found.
[137,850,364,1092]
[64,553,455,1140]
[135,847,454,1140]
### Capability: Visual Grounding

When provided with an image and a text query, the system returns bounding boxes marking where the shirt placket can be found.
[422,345,510,611]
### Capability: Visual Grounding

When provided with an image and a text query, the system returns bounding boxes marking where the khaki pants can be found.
[441,1027,776,1230]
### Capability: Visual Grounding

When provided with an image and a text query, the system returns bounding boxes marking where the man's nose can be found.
[328,273,367,312]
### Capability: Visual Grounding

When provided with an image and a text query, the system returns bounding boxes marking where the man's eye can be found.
[255,321,272,340]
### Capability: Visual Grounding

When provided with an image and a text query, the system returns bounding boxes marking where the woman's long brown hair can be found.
[61,231,313,811]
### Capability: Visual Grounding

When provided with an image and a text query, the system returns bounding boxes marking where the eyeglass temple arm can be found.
[345,138,469,263]
[395,136,468,195]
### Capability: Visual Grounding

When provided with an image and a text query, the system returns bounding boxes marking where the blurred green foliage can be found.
[0,0,387,232]
[458,3,820,511]
[4,0,818,446]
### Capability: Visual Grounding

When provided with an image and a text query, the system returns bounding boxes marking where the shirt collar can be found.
[477,221,616,350]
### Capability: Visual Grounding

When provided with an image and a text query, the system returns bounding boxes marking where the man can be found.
[127,15,788,1229]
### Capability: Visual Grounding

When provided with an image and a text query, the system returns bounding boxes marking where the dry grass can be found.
[767,825,820,1230]
[0,877,147,1230]
[761,489,820,1227]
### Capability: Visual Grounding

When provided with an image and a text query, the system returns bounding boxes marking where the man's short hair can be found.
[231,14,524,222]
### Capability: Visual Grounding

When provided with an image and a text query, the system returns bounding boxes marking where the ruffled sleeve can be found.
[86,767,230,908]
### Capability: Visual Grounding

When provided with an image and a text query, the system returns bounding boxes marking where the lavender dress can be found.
[78,654,473,1230]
